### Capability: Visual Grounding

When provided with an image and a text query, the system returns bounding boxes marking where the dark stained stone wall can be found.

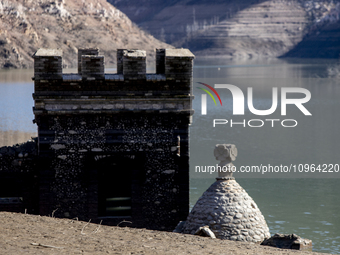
[0,48,194,231]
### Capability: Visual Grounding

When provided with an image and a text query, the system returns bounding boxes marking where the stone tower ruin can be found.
[28,48,194,230]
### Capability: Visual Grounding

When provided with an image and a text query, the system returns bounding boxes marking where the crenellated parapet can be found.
[77,48,99,75]
[119,49,146,79]
[33,48,194,81]
[33,49,63,80]
[32,48,194,116]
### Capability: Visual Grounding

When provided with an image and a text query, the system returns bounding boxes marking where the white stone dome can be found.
[182,178,271,243]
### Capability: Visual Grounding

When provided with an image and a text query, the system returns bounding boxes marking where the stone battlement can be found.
[33,48,194,81]
[33,48,195,117]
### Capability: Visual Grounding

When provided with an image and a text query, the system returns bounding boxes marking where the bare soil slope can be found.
[0,211,328,255]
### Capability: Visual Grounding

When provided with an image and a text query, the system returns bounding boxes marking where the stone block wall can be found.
[77,48,99,75]
[33,49,62,80]
[0,140,39,214]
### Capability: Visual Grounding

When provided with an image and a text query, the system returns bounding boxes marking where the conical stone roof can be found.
[182,178,271,243]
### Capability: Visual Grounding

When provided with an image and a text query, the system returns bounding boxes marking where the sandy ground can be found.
[0,130,37,147]
[0,212,329,255]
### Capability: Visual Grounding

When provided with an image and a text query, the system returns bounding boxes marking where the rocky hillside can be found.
[283,2,340,58]
[109,0,261,45]
[111,0,340,58]
[181,0,308,58]
[0,0,171,69]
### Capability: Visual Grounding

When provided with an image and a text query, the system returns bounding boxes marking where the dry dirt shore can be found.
[0,212,329,255]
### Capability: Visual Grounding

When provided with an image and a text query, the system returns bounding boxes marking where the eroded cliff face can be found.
[111,0,340,58]
[0,0,171,69]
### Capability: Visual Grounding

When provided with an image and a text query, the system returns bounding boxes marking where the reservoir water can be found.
[0,58,339,253]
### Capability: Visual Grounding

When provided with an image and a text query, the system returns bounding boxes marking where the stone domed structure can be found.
[182,144,271,243]
[182,178,271,242]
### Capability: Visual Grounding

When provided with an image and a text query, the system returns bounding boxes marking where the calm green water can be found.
[0,70,36,133]
[191,57,340,179]
[0,58,340,253]
[190,57,340,254]
[190,178,340,254]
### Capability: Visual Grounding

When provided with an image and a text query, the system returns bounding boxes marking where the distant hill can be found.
[0,0,171,69]
[283,5,340,59]
[110,0,340,59]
